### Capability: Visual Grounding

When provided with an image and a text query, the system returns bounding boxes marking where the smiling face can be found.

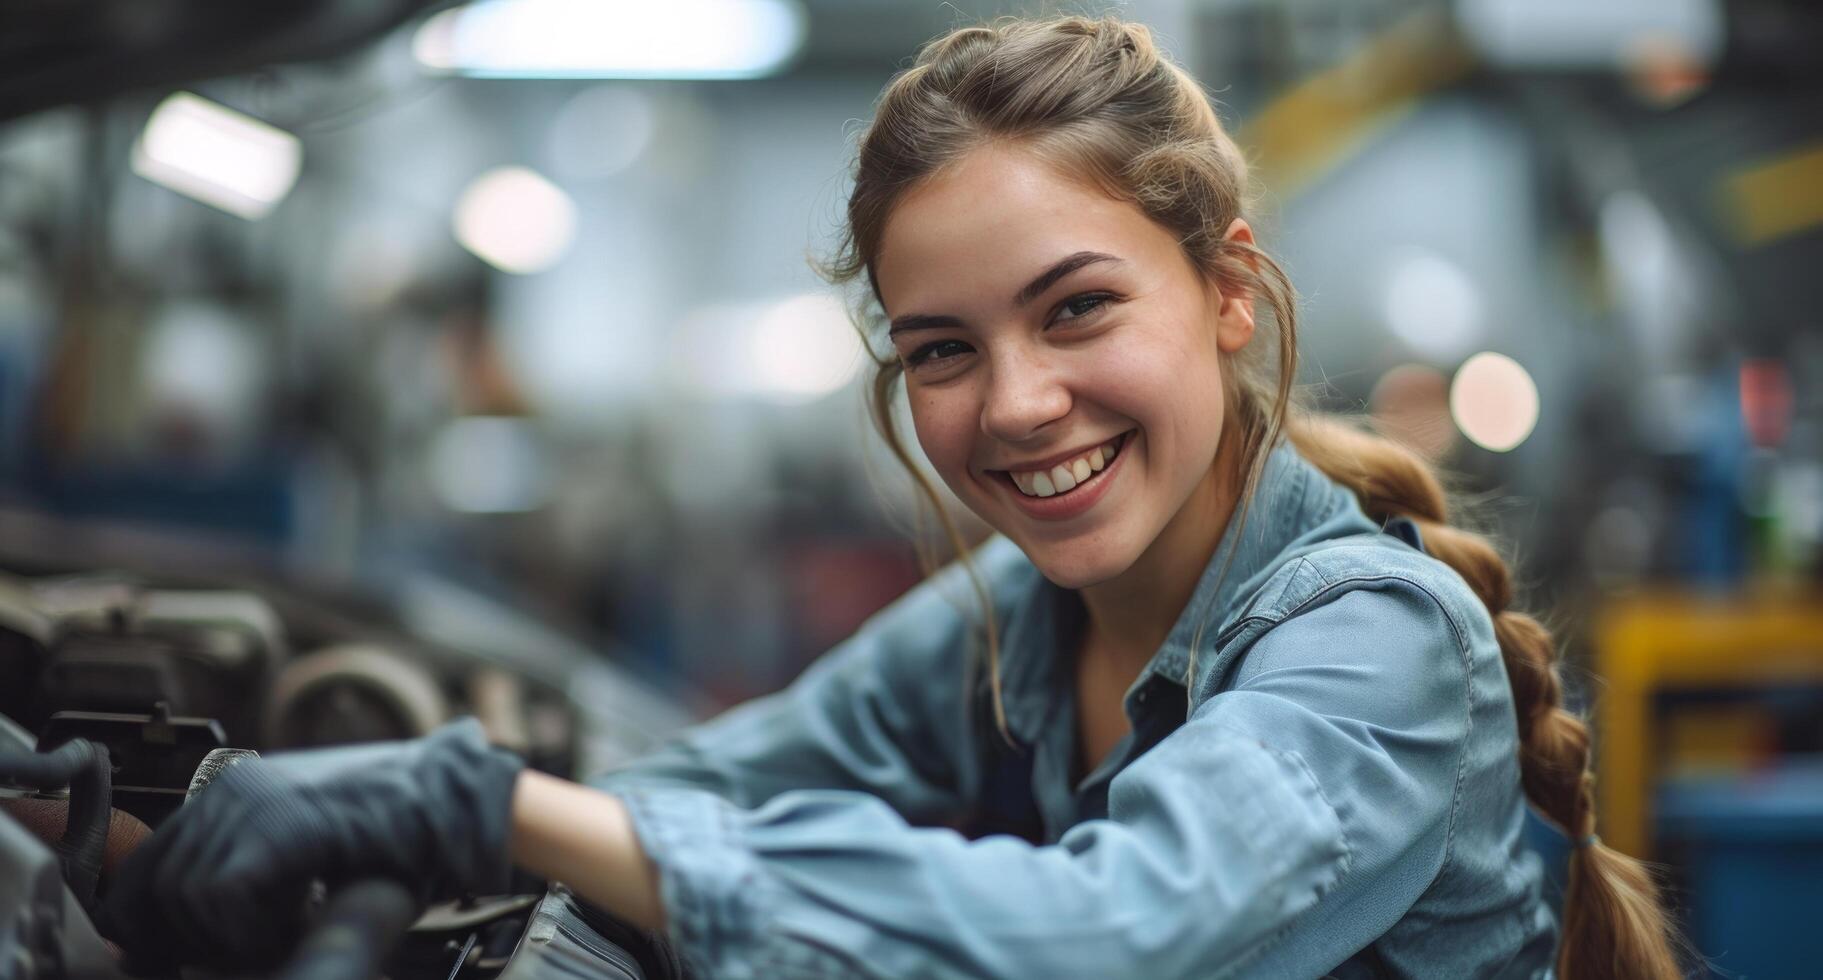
[873,144,1256,589]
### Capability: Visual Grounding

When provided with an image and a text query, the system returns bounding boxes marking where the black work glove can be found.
[99,718,525,974]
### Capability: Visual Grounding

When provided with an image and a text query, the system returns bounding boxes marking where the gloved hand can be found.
[99,718,525,974]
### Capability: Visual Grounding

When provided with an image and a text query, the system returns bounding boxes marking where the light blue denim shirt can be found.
[589,443,1560,978]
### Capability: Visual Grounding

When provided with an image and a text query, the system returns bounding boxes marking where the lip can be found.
[991,430,1133,523]
[992,433,1128,475]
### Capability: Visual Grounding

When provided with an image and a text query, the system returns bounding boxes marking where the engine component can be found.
[0,576,53,739]
[0,798,151,879]
[1,812,78,980]
[1,577,284,748]
[273,879,420,980]
[0,740,110,911]
[37,705,226,829]
[0,560,613,978]
[264,645,449,749]
[0,753,129,980]
[187,747,261,801]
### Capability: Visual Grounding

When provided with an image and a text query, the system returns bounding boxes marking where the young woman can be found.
[104,15,1683,980]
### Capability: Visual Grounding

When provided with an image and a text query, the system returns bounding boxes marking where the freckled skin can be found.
[874,144,1257,597]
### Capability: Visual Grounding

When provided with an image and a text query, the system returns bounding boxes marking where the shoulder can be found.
[1175,531,1531,978]
[1228,530,1486,656]
[1201,531,1491,718]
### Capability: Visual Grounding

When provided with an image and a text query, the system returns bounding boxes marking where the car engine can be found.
[0,565,687,980]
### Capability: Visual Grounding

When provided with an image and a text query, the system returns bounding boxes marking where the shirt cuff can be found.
[614,786,779,979]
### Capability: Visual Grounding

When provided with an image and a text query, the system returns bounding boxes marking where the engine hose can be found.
[0,738,112,911]
[272,878,420,980]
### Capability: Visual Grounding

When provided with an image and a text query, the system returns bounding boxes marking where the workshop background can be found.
[2,1,1819,975]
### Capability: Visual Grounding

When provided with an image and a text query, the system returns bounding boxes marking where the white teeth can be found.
[1005,433,1132,498]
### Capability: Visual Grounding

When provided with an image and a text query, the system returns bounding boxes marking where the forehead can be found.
[873,144,1168,315]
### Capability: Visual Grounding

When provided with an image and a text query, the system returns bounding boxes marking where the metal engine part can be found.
[0,558,668,978]
[264,644,451,748]
[0,576,284,750]
[0,749,129,980]
[36,706,226,830]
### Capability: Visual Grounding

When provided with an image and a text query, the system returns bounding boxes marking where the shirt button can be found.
[1135,690,1149,704]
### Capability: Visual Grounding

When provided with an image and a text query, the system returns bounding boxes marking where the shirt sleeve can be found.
[587,540,1031,828]
[607,573,1474,979]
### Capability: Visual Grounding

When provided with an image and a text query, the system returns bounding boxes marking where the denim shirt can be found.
[589,444,1560,979]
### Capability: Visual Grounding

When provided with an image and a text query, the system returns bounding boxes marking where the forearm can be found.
[566,776,1344,980]
[508,769,666,931]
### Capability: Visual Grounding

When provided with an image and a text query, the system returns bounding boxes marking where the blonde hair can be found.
[822,15,1682,979]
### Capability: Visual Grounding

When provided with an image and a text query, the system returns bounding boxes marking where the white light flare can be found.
[413,0,807,80]
[130,93,302,220]
[747,293,863,402]
[1382,249,1483,361]
[1450,352,1540,453]
[452,166,577,274]
[675,293,862,403]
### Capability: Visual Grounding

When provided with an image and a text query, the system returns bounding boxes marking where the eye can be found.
[905,338,973,368]
[1053,292,1114,325]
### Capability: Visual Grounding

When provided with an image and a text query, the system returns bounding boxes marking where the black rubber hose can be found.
[0,738,111,909]
[272,878,420,980]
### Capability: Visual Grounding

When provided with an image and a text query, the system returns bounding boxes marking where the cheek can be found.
[907,388,975,471]
[1097,319,1227,428]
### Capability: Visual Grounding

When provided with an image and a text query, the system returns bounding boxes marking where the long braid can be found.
[1289,414,1682,980]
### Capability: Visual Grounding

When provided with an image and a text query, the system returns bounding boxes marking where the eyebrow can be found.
[1014,251,1122,306]
[887,251,1124,336]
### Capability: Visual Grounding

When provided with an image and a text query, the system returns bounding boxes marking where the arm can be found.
[511,769,666,930]
[536,575,1473,979]
[98,541,1030,973]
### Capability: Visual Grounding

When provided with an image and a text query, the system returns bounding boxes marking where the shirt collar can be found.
[993,441,1369,738]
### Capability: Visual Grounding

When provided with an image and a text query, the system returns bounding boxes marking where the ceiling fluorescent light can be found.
[1456,0,1723,71]
[131,92,302,220]
[413,0,807,79]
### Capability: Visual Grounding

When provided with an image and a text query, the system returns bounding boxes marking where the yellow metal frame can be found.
[1594,590,1823,856]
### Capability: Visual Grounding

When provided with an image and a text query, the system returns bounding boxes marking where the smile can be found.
[1005,433,1127,497]
[988,430,1134,523]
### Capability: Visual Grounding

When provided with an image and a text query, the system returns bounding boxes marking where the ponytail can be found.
[1288,414,1685,980]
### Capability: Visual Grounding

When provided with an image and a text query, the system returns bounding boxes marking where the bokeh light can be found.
[1450,351,1540,452]
[748,293,862,403]
[130,93,302,220]
[1382,250,1483,360]
[425,417,552,513]
[1370,364,1458,460]
[672,293,861,403]
[452,166,577,274]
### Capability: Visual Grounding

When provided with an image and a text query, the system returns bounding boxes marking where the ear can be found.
[1213,218,1257,354]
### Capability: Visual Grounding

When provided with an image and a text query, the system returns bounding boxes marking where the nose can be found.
[980,346,1072,444]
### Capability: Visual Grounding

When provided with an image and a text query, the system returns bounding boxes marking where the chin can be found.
[1017,537,1135,591]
